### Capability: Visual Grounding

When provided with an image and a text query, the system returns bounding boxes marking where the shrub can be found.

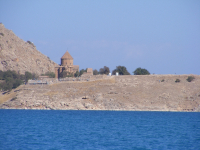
[161,79,164,82]
[27,41,35,47]
[0,33,4,36]
[186,76,195,82]
[175,79,180,83]
[133,67,150,75]
[10,97,17,101]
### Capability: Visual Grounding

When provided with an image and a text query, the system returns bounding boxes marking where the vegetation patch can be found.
[161,79,165,82]
[59,71,73,78]
[186,76,195,82]
[27,41,35,47]
[41,72,55,78]
[0,33,4,36]
[99,66,110,75]
[0,92,16,104]
[175,79,180,83]
[112,66,130,75]
[133,67,150,75]
[10,97,17,101]
[0,70,38,91]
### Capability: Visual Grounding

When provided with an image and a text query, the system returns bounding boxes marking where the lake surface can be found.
[0,110,200,150]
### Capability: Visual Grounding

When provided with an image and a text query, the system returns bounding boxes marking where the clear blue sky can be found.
[0,0,200,75]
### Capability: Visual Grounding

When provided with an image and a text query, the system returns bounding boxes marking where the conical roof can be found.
[61,51,73,59]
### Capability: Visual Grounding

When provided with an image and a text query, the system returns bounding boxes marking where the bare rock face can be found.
[0,23,58,74]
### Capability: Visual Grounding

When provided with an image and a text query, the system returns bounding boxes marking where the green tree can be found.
[3,70,14,79]
[2,77,15,91]
[20,74,25,81]
[99,66,110,75]
[74,71,80,77]
[79,69,87,76]
[93,69,98,75]
[0,70,4,80]
[2,82,13,91]
[112,66,130,75]
[0,70,39,91]
[32,73,39,79]
[13,79,23,88]
[25,71,32,83]
[133,67,150,75]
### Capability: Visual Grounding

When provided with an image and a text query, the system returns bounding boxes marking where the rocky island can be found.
[0,24,200,112]
[1,74,200,111]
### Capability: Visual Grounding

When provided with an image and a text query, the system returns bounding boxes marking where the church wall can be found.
[61,58,73,66]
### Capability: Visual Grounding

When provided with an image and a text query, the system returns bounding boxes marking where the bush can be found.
[133,67,150,75]
[175,79,180,83]
[161,79,164,82]
[0,33,4,36]
[186,76,195,82]
[27,41,35,47]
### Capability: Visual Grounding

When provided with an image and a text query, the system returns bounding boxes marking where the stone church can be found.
[55,51,79,78]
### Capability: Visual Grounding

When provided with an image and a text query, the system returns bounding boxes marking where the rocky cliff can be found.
[0,23,58,75]
[0,75,200,112]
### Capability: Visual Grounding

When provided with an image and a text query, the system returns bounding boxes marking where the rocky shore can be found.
[1,75,200,112]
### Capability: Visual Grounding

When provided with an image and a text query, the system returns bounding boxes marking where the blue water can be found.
[0,110,200,150]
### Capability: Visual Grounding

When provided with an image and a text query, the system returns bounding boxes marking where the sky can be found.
[0,0,200,75]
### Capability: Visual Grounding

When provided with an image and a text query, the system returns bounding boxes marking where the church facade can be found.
[55,51,79,78]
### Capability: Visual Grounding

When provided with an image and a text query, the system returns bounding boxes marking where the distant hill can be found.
[0,23,58,75]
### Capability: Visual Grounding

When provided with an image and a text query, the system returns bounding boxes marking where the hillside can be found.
[0,23,58,75]
[0,75,200,112]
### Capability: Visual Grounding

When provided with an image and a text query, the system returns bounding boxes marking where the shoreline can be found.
[0,108,199,112]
